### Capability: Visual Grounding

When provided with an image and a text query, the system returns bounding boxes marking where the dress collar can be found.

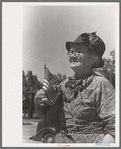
[64,73,95,102]
[67,73,94,88]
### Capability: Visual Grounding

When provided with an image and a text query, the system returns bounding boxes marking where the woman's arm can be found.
[95,77,115,143]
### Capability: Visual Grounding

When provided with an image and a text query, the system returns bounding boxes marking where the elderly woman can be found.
[34,32,115,143]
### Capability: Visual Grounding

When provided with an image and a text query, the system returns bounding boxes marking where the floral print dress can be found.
[54,73,115,143]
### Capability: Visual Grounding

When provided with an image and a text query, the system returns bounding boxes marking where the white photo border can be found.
[2,2,120,147]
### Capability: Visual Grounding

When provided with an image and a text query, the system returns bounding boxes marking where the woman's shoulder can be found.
[92,73,114,89]
[93,74,108,83]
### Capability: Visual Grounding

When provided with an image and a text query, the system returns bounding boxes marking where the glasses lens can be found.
[67,49,91,56]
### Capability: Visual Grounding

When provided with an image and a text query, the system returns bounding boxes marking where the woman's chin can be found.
[70,62,81,69]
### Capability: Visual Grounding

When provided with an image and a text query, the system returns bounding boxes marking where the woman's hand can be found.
[102,134,115,143]
[34,89,48,107]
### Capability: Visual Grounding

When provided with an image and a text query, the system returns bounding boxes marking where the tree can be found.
[54,73,66,85]
[22,70,43,118]
[94,50,115,88]
[110,50,115,66]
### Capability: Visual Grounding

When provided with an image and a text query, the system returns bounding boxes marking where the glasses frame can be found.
[67,50,93,56]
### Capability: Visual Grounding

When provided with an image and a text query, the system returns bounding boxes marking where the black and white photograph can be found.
[2,2,119,147]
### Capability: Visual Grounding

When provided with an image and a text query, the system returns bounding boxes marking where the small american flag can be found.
[42,64,58,105]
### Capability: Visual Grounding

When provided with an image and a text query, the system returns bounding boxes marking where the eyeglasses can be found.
[67,49,92,56]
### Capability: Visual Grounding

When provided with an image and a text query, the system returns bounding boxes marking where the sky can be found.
[22,4,117,81]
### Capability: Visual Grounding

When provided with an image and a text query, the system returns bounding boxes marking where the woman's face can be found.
[67,43,96,70]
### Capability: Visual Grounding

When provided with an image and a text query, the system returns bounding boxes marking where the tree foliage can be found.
[53,73,66,85]
[94,50,115,88]
[22,70,43,118]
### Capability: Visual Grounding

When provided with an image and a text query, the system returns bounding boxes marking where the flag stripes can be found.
[43,79,49,90]
[42,65,58,104]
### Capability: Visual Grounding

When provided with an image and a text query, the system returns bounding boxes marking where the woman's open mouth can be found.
[69,57,79,62]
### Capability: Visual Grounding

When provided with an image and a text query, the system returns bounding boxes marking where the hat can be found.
[66,32,105,68]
